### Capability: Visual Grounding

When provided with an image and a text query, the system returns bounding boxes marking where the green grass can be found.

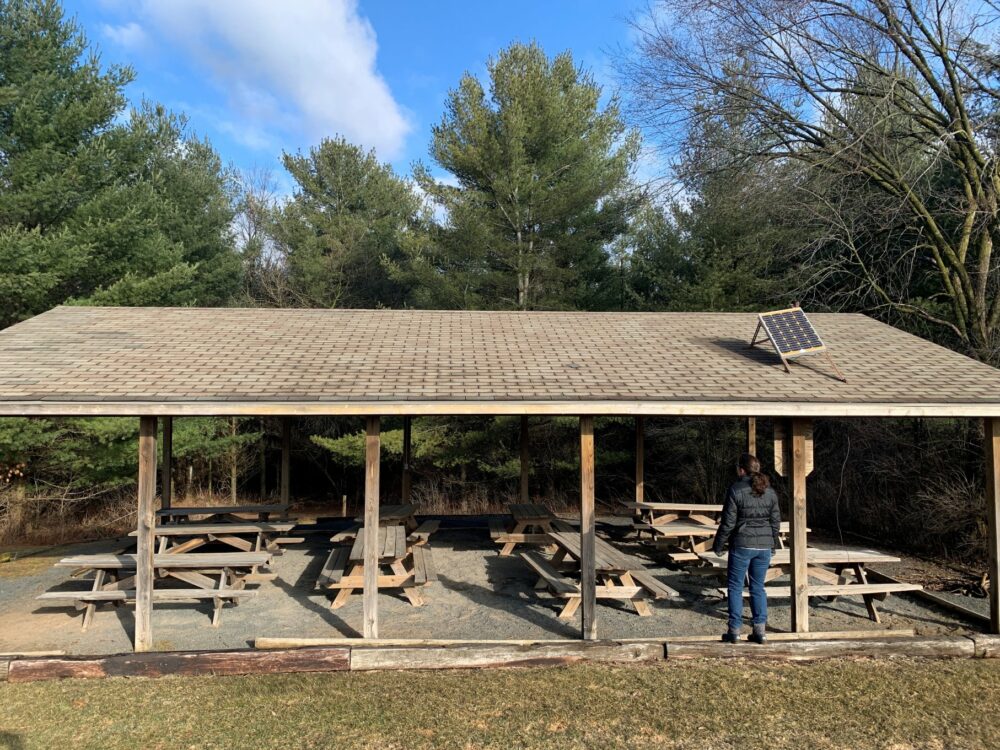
[1,659,998,749]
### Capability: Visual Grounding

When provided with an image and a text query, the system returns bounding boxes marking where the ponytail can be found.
[738,452,770,496]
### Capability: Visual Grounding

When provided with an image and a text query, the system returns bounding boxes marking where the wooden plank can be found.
[349,642,664,671]
[156,504,290,518]
[725,583,922,598]
[666,636,976,661]
[520,415,530,502]
[790,417,810,632]
[624,501,724,513]
[986,417,1000,634]
[364,415,380,639]
[580,415,596,641]
[402,415,412,504]
[635,415,644,504]
[37,589,256,602]
[747,416,756,455]
[162,416,173,510]
[280,417,291,504]
[865,568,990,624]
[6,648,350,682]
[57,552,271,569]
[520,551,577,596]
[135,416,157,653]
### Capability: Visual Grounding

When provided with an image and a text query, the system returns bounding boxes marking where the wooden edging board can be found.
[4,633,1000,682]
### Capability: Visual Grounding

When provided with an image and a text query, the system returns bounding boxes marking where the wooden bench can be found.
[316,546,351,589]
[520,551,578,598]
[37,588,256,629]
[627,568,679,599]
[726,582,923,599]
[411,545,438,585]
[409,520,440,545]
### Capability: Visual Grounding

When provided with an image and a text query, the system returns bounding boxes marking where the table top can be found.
[354,504,416,524]
[348,524,408,562]
[510,503,552,521]
[56,552,273,569]
[697,548,901,567]
[623,501,724,512]
[129,522,296,537]
[156,504,290,517]
[547,530,636,572]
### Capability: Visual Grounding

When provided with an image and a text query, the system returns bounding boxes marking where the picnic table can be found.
[490,503,573,556]
[316,525,435,609]
[156,503,290,523]
[520,530,677,619]
[129,521,298,561]
[696,548,922,622]
[38,551,272,629]
[623,501,723,528]
[644,520,796,554]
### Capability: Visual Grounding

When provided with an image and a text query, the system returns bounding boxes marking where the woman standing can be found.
[712,453,781,644]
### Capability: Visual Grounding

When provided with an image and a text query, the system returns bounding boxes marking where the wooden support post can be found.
[136,416,157,653]
[364,416,381,639]
[580,416,596,641]
[280,417,290,504]
[747,417,756,456]
[161,416,172,510]
[985,418,1000,634]
[259,419,267,499]
[230,417,238,504]
[635,416,644,503]
[789,418,810,632]
[520,416,530,503]
[402,416,412,504]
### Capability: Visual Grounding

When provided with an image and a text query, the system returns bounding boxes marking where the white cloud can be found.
[136,0,410,158]
[101,21,147,50]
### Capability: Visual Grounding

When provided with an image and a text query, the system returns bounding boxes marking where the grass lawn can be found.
[1,658,998,749]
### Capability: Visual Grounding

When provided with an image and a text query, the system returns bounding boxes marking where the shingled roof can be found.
[0,306,998,417]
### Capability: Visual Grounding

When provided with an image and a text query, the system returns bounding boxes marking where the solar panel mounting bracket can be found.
[748,307,847,383]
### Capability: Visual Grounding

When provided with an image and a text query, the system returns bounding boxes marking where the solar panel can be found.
[759,308,825,356]
[749,307,847,382]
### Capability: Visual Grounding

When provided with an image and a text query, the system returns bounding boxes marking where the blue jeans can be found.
[726,547,771,631]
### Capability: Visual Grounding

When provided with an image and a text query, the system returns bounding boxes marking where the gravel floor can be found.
[0,518,983,655]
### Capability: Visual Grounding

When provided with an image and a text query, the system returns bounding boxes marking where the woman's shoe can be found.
[748,626,767,644]
[721,631,740,644]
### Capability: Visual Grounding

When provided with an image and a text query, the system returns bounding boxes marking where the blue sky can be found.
[62,0,648,193]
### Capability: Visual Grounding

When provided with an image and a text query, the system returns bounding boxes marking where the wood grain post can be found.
[635,415,644,503]
[161,416,172,510]
[580,416,596,641]
[985,418,1000,634]
[136,416,157,653]
[402,416,412,504]
[747,416,756,456]
[520,416,530,502]
[364,417,381,639]
[280,417,290,504]
[789,417,810,633]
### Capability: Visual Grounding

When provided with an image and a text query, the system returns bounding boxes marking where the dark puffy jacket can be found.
[712,476,781,554]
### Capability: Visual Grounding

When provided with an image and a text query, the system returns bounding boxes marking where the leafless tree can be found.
[627,0,1000,361]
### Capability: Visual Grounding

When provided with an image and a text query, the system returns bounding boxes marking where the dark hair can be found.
[739,452,770,496]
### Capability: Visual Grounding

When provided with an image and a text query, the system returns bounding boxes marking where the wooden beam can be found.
[135,416,157,653]
[280,417,290,504]
[230,417,238,504]
[579,416,596,641]
[635,415,644,503]
[747,416,756,456]
[986,417,1000,634]
[364,416,381,639]
[789,417,810,632]
[161,416,172,510]
[8,399,1000,419]
[402,416,412,504]
[520,416,530,502]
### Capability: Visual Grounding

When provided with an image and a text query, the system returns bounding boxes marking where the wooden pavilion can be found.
[1,305,999,653]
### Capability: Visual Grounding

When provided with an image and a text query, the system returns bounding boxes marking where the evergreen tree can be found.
[404,42,641,311]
